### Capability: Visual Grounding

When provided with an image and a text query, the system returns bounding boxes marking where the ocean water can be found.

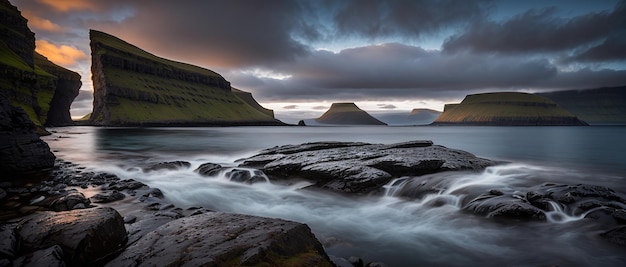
[44,126,626,266]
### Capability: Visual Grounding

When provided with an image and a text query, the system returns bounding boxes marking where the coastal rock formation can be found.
[0,0,82,130]
[393,171,626,222]
[538,86,626,125]
[107,212,333,267]
[432,92,588,126]
[34,52,82,126]
[240,140,497,193]
[0,94,55,177]
[315,103,387,125]
[0,160,334,266]
[88,30,281,126]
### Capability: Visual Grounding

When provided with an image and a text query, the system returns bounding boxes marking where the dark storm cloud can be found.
[327,0,490,40]
[443,1,626,63]
[234,43,626,102]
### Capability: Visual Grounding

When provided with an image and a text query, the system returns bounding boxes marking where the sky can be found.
[12,0,626,123]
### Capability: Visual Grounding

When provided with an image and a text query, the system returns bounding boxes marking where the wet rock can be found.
[0,224,17,259]
[106,179,146,191]
[107,212,333,267]
[91,191,125,203]
[18,207,127,265]
[143,188,163,198]
[226,168,251,182]
[601,226,626,246]
[12,245,66,267]
[194,162,224,177]
[123,215,137,224]
[143,161,191,172]
[612,210,626,224]
[48,191,91,211]
[241,141,496,193]
[465,194,546,221]
[548,184,624,204]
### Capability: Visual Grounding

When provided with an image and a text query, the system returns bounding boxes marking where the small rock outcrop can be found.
[432,92,588,126]
[88,30,282,126]
[315,103,387,125]
[240,140,497,193]
[106,212,334,267]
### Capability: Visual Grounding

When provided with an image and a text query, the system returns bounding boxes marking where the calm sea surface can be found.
[44,126,626,266]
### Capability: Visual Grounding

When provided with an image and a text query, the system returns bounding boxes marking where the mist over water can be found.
[44,126,626,266]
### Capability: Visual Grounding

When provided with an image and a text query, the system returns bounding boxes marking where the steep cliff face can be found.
[89,30,281,126]
[538,86,626,125]
[231,87,274,118]
[0,0,34,67]
[34,52,82,126]
[432,92,588,126]
[0,0,82,131]
[316,102,387,125]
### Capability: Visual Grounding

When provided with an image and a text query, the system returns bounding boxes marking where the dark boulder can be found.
[12,245,66,267]
[0,95,55,178]
[47,191,91,211]
[106,212,334,267]
[240,140,497,193]
[17,207,127,265]
[143,161,191,172]
[464,193,547,221]
[224,169,269,184]
[194,163,224,177]
[91,191,125,203]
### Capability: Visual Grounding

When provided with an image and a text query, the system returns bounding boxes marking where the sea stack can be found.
[316,103,387,125]
[432,92,588,126]
[88,30,281,126]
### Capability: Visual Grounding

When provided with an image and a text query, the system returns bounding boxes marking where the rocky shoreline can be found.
[0,159,335,266]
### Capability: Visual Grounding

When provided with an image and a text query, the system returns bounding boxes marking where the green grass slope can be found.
[433,92,587,126]
[0,39,57,134]
[89,30,280,125]
[538,86,626,125]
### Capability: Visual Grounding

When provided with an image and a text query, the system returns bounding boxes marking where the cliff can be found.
[316,102,387,125]
[0,0,82,132]
[538,86,626,125]
[231,87,274,118]
[432,92,588,126]
[33,52,82,126]
[88,30,281,126]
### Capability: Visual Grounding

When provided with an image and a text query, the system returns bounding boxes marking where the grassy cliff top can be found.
[461,92,555,105]
[90,30,221,78]
[33,52,80,79]
[434,92,580,124]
